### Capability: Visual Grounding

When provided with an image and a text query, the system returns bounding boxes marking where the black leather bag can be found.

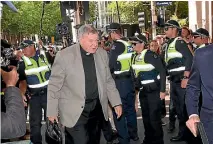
[45,119,62,144]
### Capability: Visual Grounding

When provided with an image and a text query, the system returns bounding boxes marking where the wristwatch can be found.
[182,76,189,80]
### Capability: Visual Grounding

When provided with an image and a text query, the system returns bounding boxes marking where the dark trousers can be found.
[168,93,177,125]
[170,82,187,137]
[139,88,164,144]
[29,89,47,144]
[102,118,115,142]
[161,99,166,118]
[114,78,138,142]
[65,99,103,144]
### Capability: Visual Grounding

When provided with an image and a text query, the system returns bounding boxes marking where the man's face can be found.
[22,45,35,57]
[150,41,159,53]
[193,35,202,46]
[181,29,189,38]
[80,33,99,54]
[164,27,174,38]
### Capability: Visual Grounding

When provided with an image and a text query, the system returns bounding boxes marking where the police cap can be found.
[164,20,180,29]
[192,28,209,37]
[108,23,121,31]
[19,40,35,49]
[129,34,147,44]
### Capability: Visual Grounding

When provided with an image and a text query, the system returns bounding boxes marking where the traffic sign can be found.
[156,1,172,6]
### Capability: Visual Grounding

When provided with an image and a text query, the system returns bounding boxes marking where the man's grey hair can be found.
[78,24,98,39]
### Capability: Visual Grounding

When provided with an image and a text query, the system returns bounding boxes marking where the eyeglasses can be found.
[164,27,173,31]
[193,35,200,39]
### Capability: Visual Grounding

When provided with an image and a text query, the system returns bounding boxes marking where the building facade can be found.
[188,1,213,42]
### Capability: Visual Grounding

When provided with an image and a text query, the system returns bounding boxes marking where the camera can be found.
[1,39,17,70]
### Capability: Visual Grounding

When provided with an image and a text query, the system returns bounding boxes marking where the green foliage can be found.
[88,1,96,23]
[165,1,188,19]
[170,15,187,27]
[1,1,62,36]
[107,1,150,24]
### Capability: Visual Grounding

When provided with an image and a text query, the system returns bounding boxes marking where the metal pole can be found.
[116,1,121,23]
[151,1,157,39]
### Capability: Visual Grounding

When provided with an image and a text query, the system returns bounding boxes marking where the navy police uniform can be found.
[108,23,138,144]
[163,20,194,142]
[130,35,166,144]
[18,40,51,144]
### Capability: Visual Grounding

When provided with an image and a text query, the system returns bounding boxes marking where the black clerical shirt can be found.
[80,47,99,102]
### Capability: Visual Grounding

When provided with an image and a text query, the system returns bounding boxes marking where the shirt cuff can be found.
[189,114,199,119]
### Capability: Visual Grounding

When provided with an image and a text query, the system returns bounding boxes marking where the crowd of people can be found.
[1,19,213,144]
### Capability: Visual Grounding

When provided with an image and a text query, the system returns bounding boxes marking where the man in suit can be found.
[185,44,213,144]
[47,25,123,144]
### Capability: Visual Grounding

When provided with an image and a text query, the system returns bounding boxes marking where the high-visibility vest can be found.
[114,39,134,75]
[165,37,185,73]
[22,50,51,89]
[132,49,159,85]
[1,92,4,96]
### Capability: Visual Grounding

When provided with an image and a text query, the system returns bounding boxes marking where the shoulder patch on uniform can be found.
[111,45,116,50]
[153,53,158,59]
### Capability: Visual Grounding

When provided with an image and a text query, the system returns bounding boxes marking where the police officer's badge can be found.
[127,46,134,53]
[136,55,142,62]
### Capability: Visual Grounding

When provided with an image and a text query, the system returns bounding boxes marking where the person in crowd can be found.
[185,44,213,144]
[149,40,167,126]
[163,20,193,142]
[1,66,26,139]
[131,34,166,144]
[108,22,139,143]
[47,25,122,144]
[18,40,52,144]
[192,28,210,50]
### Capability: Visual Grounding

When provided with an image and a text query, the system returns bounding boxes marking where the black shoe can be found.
[131,136,139,141]
[167,123,175,133]
[170,135,185,142]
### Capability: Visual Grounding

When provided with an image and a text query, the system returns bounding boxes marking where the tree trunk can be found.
[174,1,179,16]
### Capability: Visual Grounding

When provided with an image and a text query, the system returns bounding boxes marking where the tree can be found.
[1,1,62,37]
[88,1,96,24]
[107,1,150,24]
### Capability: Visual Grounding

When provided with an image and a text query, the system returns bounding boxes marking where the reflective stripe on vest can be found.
[141,75,160,85]
[132,49,155,76]
[22,51,50,89]
[114,39,133,74]
[28,80,49,88]
[168,66,185,72]
[132,49,159,85]
[165,37,183,63]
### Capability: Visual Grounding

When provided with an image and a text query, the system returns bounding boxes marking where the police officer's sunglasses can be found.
[164,26,174,31]
[193,35,201,39]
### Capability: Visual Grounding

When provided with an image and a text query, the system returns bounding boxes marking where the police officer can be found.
[163,20,193,142]
[130,34,166,144]
[192,28,210,50]
[108,23,139,143]
[18,40,51,144]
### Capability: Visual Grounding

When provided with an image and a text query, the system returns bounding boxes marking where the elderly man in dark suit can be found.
[47,25,124,144]
[185,44,213,144]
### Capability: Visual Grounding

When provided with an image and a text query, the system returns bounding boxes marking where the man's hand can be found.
[22,95,28,107]
[1,66,19,87]
[186,115,200,137]
[114,105,122,119]
[48,116,58,123]
[181,79,188,88]
[160,92,166,100]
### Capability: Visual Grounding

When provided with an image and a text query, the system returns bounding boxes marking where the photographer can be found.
[1,66,26,139]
